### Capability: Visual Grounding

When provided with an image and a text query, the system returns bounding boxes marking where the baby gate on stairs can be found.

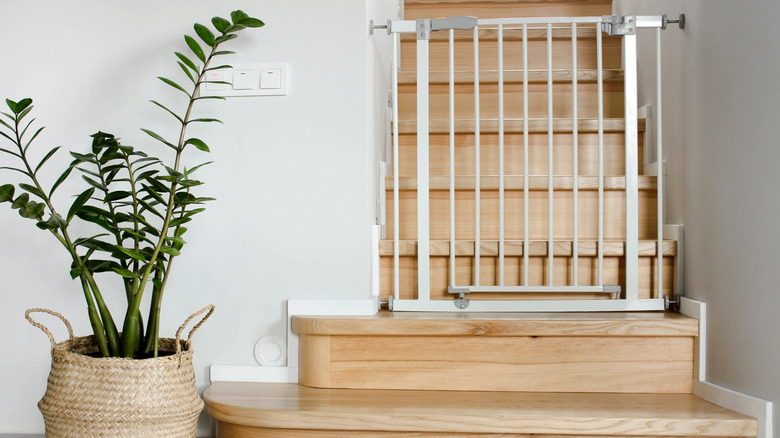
[373,14,684,312]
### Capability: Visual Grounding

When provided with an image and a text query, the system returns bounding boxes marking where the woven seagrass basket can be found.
[25,305,214,438]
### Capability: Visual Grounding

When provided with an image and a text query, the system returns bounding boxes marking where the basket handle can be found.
[174,304,215,355]
[25,308,75,348]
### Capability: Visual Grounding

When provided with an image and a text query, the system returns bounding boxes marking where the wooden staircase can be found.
[203,1,757,437]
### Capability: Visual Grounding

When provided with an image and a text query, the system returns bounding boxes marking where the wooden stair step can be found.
[401,27,602,42]
[404,1,612,21]
[399,69,624,85]
[379,239,676,257]
[293,312,694,393]
[399,118,645,134]
[293,311,695,337]
[205,382,757,437]
[387,175,656,191]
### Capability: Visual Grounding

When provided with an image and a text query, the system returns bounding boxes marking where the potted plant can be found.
[1,10,263,437]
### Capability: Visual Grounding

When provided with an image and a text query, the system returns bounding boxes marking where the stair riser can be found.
[299,334,692,393]
[396,132,645,177]
[405,0,612,20]
[399,83,625,120]
[401,37,622,73]
[380,253,675,300]
[386,190,659,240]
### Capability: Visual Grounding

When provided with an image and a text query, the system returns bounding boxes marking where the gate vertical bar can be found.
[417,29,431,301]
[655,27,664,299]
[546,23,554,286]
[449,29,456,287]
[623,32,640,301]
[571,22,579,286]
[498,24,505,286]
[474,26,481,287]
[392,32,400,301]
[522,24,530,286]
[596,22,604,287]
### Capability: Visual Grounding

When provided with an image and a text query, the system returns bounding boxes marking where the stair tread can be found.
[399,118,645,134]
[205,382,756,436]
[387,175,656,191]
[379,239,677,257]
[398,69,624,84]
[293,310,696,337]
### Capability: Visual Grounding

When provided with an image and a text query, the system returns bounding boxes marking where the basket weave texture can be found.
[26,306,213,438]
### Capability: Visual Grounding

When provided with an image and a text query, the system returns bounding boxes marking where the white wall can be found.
[614,1,780,437]
[0,0,377,433]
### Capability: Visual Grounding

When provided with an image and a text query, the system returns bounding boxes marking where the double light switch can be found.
[202,63,288,97]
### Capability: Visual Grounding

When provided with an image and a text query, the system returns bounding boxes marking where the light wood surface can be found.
[400,37,622,72]
[385,189,658,240]
[404,1,612,20]
[397,118,646,134]
[380,251,674,301]
[292,311,698,337]
[396,132,644,177]
[308,334,692,393]
[398,82,624,120]
[398,69,624,85]
[378,239,676,257]
[205,382,756,437]
[386,175,656,190]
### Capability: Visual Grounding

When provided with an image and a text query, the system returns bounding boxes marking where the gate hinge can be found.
[448,285,471,309]
[416,16,478,40]
[601,15,637,36]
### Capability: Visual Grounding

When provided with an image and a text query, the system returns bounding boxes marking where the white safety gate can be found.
[374,14,683,312]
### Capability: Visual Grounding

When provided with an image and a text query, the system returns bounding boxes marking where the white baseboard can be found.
[680,297,773,438]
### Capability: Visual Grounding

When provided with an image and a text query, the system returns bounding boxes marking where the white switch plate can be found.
[200,63,288,97]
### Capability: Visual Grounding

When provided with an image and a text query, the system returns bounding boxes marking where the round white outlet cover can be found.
[254,335,286,367]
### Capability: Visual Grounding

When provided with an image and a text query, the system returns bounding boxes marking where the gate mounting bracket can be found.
[602,15,637,36]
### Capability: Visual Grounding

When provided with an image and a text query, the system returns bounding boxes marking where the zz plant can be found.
[0,11,263,358]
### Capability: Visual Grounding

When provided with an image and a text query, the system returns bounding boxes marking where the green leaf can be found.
[11,192,29,209]
[168,216,192,227]
[68,188,95,222]
[159,246,181,256]
[158,76,191,96]
[19,183,46,200]
[174,52,199,73]
[23,127,45,155]
[0,184,14,202]
[230,10,250,24]
[104,191,131,202]
[214,34,238,45]
[184,138,210,152]
[15,98,32,114]
[111,267,138,278]
[149,100,184,123]
[70,268,83,279]
[211,50,236,57]
[194,23,216,47]
[223,24,247,34]
[177,62,196,84]
[140,129,176,150]
[5,99,17,113]
[34,145,59,175]
[82,175,107,192]
[17,106,33,122]
[115,246,147,262]
[184,35,205,62]
[187,118,222,124]
[238,18,265,28]
[212,16,230,33]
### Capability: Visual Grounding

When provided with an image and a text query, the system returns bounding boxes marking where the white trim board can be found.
[680,297,773,438]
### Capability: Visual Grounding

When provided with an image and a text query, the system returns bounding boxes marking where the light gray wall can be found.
[0,0,378,434]
[615,1,780,436]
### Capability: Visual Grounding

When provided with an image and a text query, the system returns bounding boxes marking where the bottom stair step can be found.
[204,382,757,438]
